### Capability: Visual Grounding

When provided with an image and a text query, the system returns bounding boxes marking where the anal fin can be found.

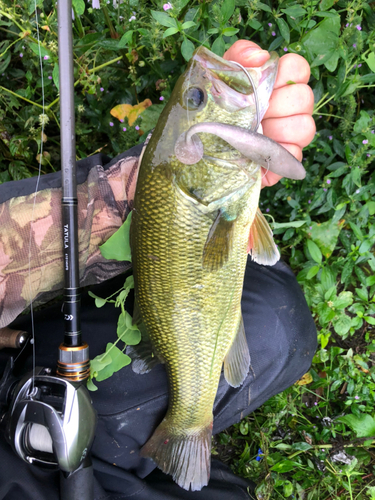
[248,208,280,266]
[203,210,235,271]
[224,315,252,388]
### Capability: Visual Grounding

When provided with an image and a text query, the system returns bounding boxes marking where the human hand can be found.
[224,40,316,188]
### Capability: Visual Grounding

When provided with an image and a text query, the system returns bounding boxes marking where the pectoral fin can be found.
[224,315,252,388]
[248,208,280,266]
[203,210,235,271]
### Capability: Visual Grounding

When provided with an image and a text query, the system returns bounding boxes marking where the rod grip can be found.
[60,458,94,500]
[0,327,29,350]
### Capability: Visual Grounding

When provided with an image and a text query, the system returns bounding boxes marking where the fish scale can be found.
[130,46,280,491]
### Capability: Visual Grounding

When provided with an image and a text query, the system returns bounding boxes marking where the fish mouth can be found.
[192,46,279,123]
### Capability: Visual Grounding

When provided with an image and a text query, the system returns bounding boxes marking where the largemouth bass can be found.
[130,47,305,491]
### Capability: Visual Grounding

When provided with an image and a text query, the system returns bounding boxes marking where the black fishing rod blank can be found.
[56,0,90,381]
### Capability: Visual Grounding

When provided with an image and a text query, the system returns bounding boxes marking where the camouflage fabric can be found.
[0,150,141,329]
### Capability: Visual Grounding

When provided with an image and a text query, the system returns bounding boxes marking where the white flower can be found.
[92,0,100,9]
[38,114,50,126]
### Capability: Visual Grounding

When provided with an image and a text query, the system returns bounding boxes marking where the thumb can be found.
[223,40,270,68]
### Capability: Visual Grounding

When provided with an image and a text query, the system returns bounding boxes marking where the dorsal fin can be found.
[248,208,280,266]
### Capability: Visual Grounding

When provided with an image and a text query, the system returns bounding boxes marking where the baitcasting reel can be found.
[5,366,96,472]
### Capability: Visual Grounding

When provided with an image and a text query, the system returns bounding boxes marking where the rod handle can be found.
[60,458,94,500]
[0,327,29,350]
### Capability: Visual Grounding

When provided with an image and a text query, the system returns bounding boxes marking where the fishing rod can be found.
[1,2,97,499]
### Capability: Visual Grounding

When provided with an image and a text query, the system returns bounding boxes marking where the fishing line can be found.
[27,0,46,393]
[229,60,260,132]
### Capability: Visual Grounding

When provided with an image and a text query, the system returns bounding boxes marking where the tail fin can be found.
[140,418,212,491]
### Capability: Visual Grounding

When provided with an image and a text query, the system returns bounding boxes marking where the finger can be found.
[274,53,311,89]
[223,40,270,68]
[278,143,303,161]
[263,83,314,119]
[260,143,302,188]
[262,114,316,149]
[261,170,282,188]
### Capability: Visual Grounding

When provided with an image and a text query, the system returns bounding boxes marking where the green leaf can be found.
[283,481,293,498]
[258,2,272,13]
[338,413,375,438]
[72,0,85,16]
[303,16,339,56]
[271,460,302,473]
[341,260,354,285]
[359,239,374,255]
[367,201,375,216]
[88,291,107,308]
[365,316,375,325]
[211,36,225,57]
[324,285,336,301]
[307,239,322,264]
[320,0,335,9]
[268,36,283,52]
[354,110,370,134]
[248,19,262,30]
[29,42,52,59]
[276,18,290,43]
[140,103,165,132]
[356,287,368,302]
[0,51,11,74]
[100,211,132,262]
[117,311,141,344]
[364,53,375,73]
[181,38,195,61]
[163,27,179,38]
[310,220,343,259]
[182,21,196,30]
[151,10,177,28]
[221,0,235,23]
[123,327,141,345]
[349,221,364,241]
[307,265,320,279]
[222,27,239,36]
[324,51,339,72]
[292,442,313,451]
[333,314,352,336]
[207,28,219,35]
[86,378,98,391]
[90,352,112,378]
[95,343,131,381]
[317,302,336,323]
[52,63,59,91]
[333,291,353,310]
[272,221,306,229]
[119,30,134,48]
[281,6,306,18]
[321,267,335,291]
[311,49,336,68]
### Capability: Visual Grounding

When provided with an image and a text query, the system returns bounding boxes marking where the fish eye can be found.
[184,87,205,110]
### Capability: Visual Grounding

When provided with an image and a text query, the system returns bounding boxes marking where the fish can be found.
[129,46,305,491]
